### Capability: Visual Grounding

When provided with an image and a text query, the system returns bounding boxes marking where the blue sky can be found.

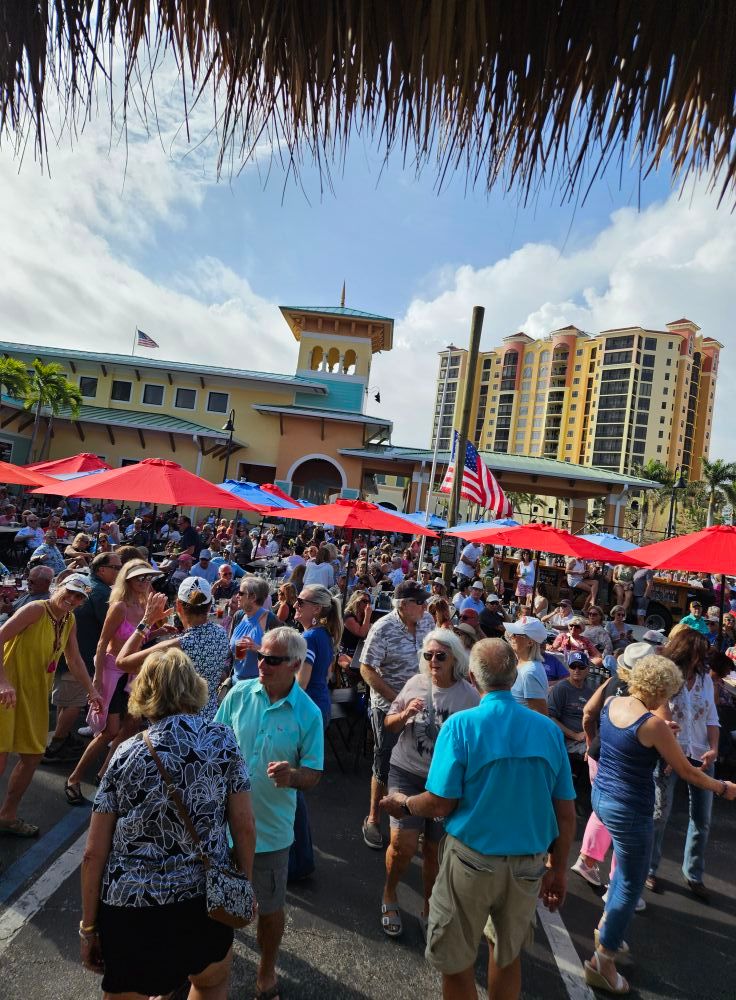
[0,79,733,459]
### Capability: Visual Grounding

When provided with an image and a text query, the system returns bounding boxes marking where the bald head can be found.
[469,638,518,693]
[28,565,54,593]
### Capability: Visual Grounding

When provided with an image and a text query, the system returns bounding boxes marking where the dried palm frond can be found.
[1,1,735,199]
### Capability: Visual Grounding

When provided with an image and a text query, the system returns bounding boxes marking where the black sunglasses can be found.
[423,650,448,661]
[295,596,319,607]
[256,652,292,666]
[569,665,589,670]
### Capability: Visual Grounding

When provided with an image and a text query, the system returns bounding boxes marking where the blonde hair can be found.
[300,583,343,647]
[626,654,683,708]
[128,648,207,720]
[109,558,155,607]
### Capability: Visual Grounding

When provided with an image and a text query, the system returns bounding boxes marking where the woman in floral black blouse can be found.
[80,646,256,998]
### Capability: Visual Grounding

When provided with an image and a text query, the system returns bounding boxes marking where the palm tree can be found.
[506,491,542,522]
[701,457,736,526]
[630,460,675,541]
[24,360,83,462]
[0,358,31,400]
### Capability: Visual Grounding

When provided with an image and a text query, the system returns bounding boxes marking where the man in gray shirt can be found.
[360,580,433,848]
[546,651,597,755]
[12,566,54,611]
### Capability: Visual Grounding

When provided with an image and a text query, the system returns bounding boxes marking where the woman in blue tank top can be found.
[586,654,736,994]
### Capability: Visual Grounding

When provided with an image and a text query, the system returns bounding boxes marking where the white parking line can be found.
[536,901,595,1000]
[0,830,87,958]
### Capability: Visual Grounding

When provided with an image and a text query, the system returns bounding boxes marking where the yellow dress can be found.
[0,604,74,755]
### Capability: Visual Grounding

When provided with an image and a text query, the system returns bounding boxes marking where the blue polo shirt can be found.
[426,690,575,856]
[215,678,324,853]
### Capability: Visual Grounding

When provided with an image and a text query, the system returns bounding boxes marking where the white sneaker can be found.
[77,726,93,737]
[571,855,602,886]
[602,889,646,912]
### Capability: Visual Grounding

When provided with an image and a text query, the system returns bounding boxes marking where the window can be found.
[642,354,656,368]
[567,431,574,437]
[142,384,164,406]
[644,337,657,351]
[79,376,98,398]
[175,387,197,409]
[657,446,662,453]
[664,373,670,381]
[666,357,672,366]
[658,431,664,438]
[207,391,228,413]
[111,380,131,402]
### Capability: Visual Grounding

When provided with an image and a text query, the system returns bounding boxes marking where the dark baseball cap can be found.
[394,580,429,603]
[567,650,590,668]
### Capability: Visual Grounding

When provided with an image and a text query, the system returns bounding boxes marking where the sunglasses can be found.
[423,651,448,661]
[295,596,319,607]
[256,652,292,666]
[569,665,589,671]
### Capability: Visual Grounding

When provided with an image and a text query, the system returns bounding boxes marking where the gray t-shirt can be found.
[361,609,434,712]
[388,673,480,778]
[547,678,597,749]
[510,659,549,705]
[632,568,654,598]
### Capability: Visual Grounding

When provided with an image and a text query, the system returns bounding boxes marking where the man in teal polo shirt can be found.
[382,638,575,1000]
[216,626,323,1000]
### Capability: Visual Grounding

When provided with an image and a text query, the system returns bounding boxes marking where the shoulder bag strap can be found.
[426,678,436,730]
[142,731,209,867]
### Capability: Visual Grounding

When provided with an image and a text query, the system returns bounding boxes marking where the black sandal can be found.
[255,984,281,1000]
[64,781,88,806]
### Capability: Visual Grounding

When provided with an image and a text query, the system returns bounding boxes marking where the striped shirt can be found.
[361,609,434,712]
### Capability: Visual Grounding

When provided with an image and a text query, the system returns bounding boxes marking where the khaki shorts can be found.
[426,835,545,973]
[51,671,88,710]
[252,847,290,916]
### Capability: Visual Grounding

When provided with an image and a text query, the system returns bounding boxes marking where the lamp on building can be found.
[666,466,688,539]
[364,386,381,403]
[217,409,236,521]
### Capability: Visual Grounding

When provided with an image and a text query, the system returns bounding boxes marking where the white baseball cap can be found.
[199,549,212,561]
[471,581,485,590]
[485,593,501,604]
[63,573,92,596]
[178,576,213,605]
[126,564,164,581]
[503,616,548,643]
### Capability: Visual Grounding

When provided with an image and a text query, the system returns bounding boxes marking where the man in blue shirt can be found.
[216,626,323,1000]
[460,580,486,615]
[382,638,575,1000]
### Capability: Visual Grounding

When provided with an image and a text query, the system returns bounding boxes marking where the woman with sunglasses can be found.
[340,590,373,661]
[379,629,478,938]
[274,582,298,626]
[606,606,633,653]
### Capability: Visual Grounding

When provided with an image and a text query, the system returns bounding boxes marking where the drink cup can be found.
[235,638,249,659]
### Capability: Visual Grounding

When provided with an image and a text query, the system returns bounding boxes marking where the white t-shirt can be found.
[511,659,549,704]
[454,543,482,579]
[303,562,334,588]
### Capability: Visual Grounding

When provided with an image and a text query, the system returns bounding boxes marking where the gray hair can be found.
[469,638,518,692]
[28,565,54,585]
[419,628,470,681]
[265,626,308,666]
[239,575,270,604]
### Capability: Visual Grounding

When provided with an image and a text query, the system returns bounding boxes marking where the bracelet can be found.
[403,796,413,816]
[79,921,97,933]
[717,780,727,797]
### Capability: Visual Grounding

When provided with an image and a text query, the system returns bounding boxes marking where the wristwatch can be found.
[135,621,150,635]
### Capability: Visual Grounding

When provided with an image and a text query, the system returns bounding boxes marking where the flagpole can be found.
[132,327,137,356]
[418,349,452,568]
[443,307,485,587]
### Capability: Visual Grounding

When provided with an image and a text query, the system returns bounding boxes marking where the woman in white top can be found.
[503,616,549,715]
[647,628,720,899]
[566,557,598,609]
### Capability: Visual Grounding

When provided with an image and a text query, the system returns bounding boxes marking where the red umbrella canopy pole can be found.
[263,498,438,537]
[30,458,262,511]
[446,522,644,565]
[633,525,736,575]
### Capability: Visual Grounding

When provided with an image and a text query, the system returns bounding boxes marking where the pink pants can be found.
[581,757,617,876]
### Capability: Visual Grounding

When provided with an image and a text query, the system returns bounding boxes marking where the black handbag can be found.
[143,732,255,928]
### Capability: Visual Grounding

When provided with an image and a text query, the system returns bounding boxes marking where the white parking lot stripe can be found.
[0,830,87,958]
[537,901,595,1000]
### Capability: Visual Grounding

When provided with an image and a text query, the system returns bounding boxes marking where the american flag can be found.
[136,329,159,348]
[439,432,511,516]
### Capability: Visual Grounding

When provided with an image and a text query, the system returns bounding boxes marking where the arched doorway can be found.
[290,458,343,504]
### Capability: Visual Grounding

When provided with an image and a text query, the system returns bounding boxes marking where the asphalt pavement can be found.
[1,728,735,1000]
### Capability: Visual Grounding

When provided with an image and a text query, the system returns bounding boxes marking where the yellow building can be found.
[0,304,424,506]
[432,319,721,480]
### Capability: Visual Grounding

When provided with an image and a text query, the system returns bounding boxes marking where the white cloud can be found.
[373,188,736,461]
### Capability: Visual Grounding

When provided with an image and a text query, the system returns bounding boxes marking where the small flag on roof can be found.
[136,329,159,348]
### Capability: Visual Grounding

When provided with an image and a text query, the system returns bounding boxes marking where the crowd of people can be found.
[0,491,736,999]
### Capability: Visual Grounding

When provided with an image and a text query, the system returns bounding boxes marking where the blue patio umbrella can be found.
[217,479,302,511]
[452,516,520,534]
[378,507,447,530]
[578,532,638,553]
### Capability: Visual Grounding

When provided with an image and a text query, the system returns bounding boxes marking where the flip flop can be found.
[64,781,88,807]
[381,902,403,937]
[0,817,40,838]
[584,954,629,994]
[254,983,281,1000]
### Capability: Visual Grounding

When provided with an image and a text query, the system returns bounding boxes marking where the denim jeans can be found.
[592,786,653,953]
[648,758,714,883]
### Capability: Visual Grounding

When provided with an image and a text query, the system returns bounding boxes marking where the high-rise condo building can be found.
[431,319,720,480]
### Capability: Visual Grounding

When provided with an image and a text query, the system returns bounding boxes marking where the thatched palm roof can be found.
[3,1,736,198]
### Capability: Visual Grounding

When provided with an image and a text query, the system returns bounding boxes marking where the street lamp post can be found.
[666,466,687,539]
[216,409,236,522]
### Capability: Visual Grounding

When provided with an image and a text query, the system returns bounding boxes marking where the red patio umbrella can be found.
[633,525,736,575]
[0,460,59,490]
[445,522,644,565]
[263,497,439,537]
[27,452,112,474]
[30,458,264,511]
[260,483,305,507]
